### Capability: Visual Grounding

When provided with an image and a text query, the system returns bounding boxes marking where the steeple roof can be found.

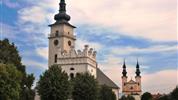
[49,0,76,28]
[136,60,141,77]
[122,60,127,77]
[54,0,70,22]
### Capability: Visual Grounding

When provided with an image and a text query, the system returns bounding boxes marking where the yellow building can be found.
[122,60,142,97]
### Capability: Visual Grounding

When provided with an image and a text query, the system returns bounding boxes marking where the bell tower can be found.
[122,60,128,93]
[135,60,142,94]
[48,0,76,67]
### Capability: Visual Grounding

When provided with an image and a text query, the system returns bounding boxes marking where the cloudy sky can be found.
[1,0,177,94]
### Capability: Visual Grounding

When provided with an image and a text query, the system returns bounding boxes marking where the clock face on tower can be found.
[54,40,59,46]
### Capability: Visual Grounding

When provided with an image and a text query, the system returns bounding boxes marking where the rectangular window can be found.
[55,54,57,63]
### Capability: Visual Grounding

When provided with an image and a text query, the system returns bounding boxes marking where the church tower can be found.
[135,60,142,94]
[48,0,97,78]
[121,60,142,96]
[48,0,76,66]
[122,60,128,92]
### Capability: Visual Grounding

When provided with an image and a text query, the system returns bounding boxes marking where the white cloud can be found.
[69,0,177,41]
[111,44,178,56]
[76,39,103,51]
[22,59,48,70]
[36,47,48,59]
[16,0,177,41]
[142,69,178,94]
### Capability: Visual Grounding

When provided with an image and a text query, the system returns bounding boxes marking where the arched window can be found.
[70,67,75,71]
[54,54,57,63]
[130,86,133,90]
[70,73,74,79]
[68,41,71,46]
[55,31,59,36]
[76,73,80,76]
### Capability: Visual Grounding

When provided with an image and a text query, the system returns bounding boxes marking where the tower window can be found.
[55,31,59,36]
[70,68,75,70]
[70,73,74,79]
[130,86,133,90]
[68,41,71,46]
[54,54,57,63]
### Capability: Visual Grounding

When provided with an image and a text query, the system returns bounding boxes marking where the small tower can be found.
[48,0,76,66]
[122,60,127,93]
[135,60,142,94]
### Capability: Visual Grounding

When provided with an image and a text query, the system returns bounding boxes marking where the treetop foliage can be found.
[0,64,22,100]
[99,85,116,100]
[0,38,35,100]
[141,92,152,100]
[37,65,70,100]
[0,39,25,73]
[72,73,99,100]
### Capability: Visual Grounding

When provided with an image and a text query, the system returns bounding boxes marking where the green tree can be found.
[158,95,170,100]
[72,73,99,100]
[157,87,178,100]
[120,95,135,100]
[141,92,153,100]
[120,95,127,100]
[99,85,116,100]
[0,39,25,72]
[170,86,178,100]
[21,87,35,100]
[0,64,22,100]
[21,74,35,100]
[37,65,70,100]
[0,39,35,100]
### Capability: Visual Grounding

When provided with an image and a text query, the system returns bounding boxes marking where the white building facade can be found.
[48,0,119,99]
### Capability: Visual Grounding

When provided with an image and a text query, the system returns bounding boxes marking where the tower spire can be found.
[136,60,141,77]
[59,0,66,13]
[122,59,127,77]
[54,0,71,23]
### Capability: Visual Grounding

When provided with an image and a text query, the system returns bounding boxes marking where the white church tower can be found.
[48,0,97,78]
[47,1,119,99]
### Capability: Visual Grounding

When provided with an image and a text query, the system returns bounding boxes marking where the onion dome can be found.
[54,0,71,22]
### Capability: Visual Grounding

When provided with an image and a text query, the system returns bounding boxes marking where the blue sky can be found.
[0,0,177,94]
